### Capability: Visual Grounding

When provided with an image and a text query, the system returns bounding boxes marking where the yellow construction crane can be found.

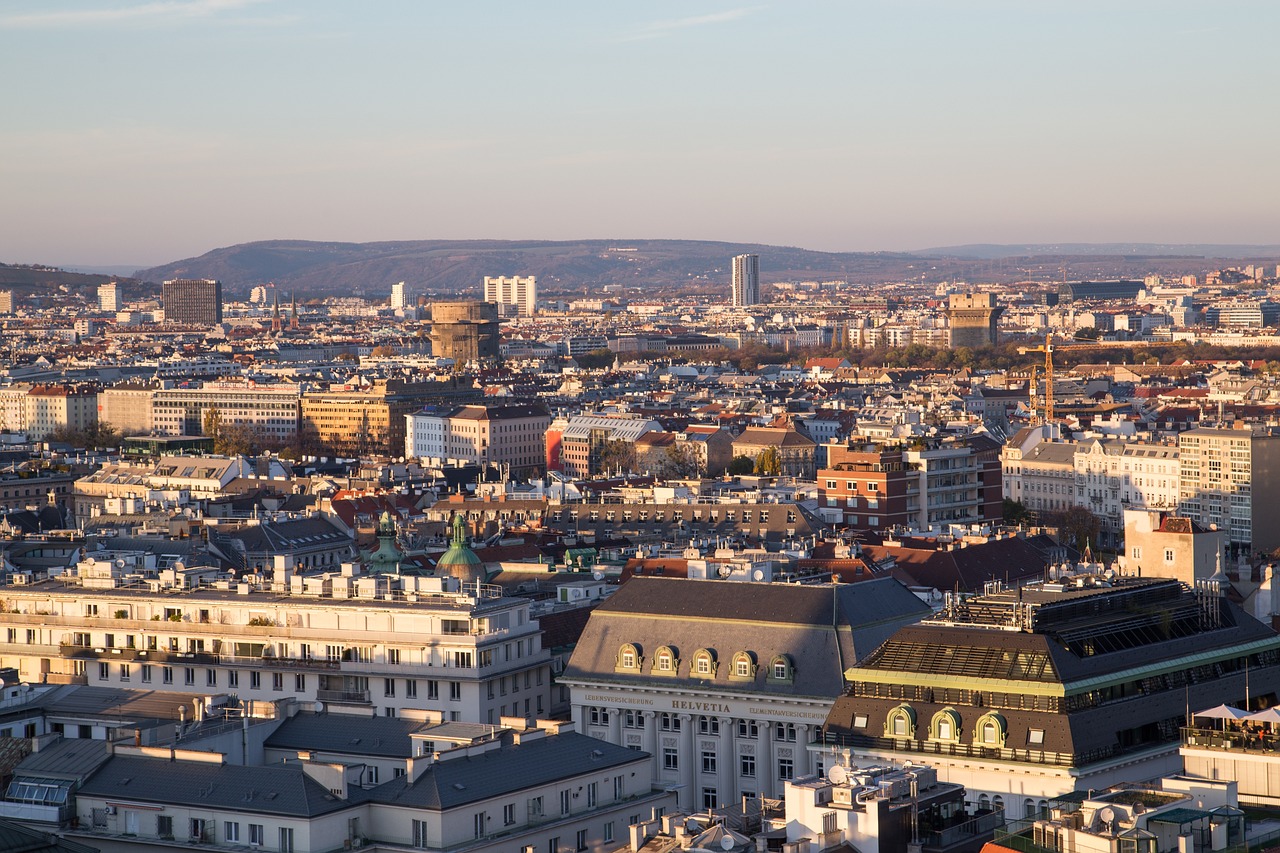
[1019,333,1055,425]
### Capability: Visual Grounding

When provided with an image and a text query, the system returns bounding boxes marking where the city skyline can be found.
[3,1,1279,266]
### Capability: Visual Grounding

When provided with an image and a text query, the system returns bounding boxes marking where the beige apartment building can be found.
[0,556,552,725]
[24,384,97,441]
[1178,426,1280,552]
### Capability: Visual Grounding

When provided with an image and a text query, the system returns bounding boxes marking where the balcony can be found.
[317,688,371,705]
[57,645,220,666]
[1181,725,1279,754]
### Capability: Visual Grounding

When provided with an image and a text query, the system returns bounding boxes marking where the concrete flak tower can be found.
[947,292,1004,348]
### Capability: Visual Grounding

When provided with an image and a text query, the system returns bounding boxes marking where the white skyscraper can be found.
[484,275,537,317]
[97,282,120,313]
[391,281,411,310]
[732,254,759,307]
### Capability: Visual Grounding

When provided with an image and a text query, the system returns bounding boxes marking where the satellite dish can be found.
[1097,807,1116,830]
[592,570,604,581]
[752,569,765,581]
[313,701,325,713]
[717,565,732,578]
[685,819,701,833]
[828,765,849,785]
[721,837,735,851]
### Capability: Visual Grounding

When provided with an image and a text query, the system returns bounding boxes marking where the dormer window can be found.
[929,708,962,743]
[767,655,794,684]
[614,644,642,674]
[884,704,916,739]
[653,646,678,675]
[974,712,1008,748]
[691,649,717,677]
[730,651,756,681]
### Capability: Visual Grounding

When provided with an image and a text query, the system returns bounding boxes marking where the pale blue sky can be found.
[1,0,1276,266]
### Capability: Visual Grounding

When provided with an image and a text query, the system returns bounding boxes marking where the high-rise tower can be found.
[483,275,537,317]
[161,278,223,326]
[731,254,759,307]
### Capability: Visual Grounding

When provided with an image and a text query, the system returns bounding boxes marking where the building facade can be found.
[483,275,537,317]
[97,282,120,313]
[821,573,1280,809]
[405,403,552,477]
[24,385,98,441]
[732,254,760,308]
[162,278,223,326]
[152,381,302,445]
[301,379,475,457]
[0,566,552,724]
[430,302,501,364]
[561,576,931,811]
[1178,426,1280,552]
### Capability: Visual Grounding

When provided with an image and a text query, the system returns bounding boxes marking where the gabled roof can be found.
[371,732,644,810]
[78,755,358,817]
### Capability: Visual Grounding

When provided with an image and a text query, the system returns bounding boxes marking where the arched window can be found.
[930,708,961,742]
[730,651,755,680]
[691,649,717,677]
[615,643,641,673]
[883,704,916,739]
[768,655,794,684]
[653,646,678,674]
[993,796,1004,813]
[1024,799,1036,819]
[978,794,991,811]
[973,712,1007,748]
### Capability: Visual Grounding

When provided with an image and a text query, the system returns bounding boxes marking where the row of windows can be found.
[599,709,793,742]
[615,644,793,682]
[91,663,481,701]
[880,705,1032,748]
[663,748,793,782]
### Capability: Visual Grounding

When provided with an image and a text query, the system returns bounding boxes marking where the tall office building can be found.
[483,275,537,317]
[390,280,411,311]
[161,278,223,326]
[0,290,13,315]
[1178,426,1280,552]
[97,282,120,313]
[731,253,759,307]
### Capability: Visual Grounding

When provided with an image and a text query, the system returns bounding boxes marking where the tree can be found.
[1051,505,1102,552]
[203,407,223,442]
[753,446,782,476]
[596,439,636,475]
[575,349,616,370]
[1002,498,1030,526]
[727,455,755,476]
[663,442,702,478]
[370,344,396,358]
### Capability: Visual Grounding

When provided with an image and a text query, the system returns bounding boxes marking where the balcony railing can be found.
[317,689,371,705]
[818,731,1075,767]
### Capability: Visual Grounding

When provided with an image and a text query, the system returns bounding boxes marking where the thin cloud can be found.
[622,7,760,42]
[0,0,268,29]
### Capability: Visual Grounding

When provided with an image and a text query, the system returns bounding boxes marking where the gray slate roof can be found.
[561,576,930,699]
[77,755,359,818]
[266,713,427,758]
[372,732,644,810]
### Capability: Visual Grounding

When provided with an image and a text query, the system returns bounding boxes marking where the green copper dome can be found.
[364,510,405,575]
[437,512,486,583]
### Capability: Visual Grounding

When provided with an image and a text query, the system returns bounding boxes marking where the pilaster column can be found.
[679,714,695,811]
[716,716,733,807]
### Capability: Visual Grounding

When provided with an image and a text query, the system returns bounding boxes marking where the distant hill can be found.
[132,239,1280,298]
[912,242,1280,260]
[133,239,917,297]
[0,262,142,298]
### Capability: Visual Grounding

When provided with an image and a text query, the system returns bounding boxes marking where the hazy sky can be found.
[2,0,1278,266]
